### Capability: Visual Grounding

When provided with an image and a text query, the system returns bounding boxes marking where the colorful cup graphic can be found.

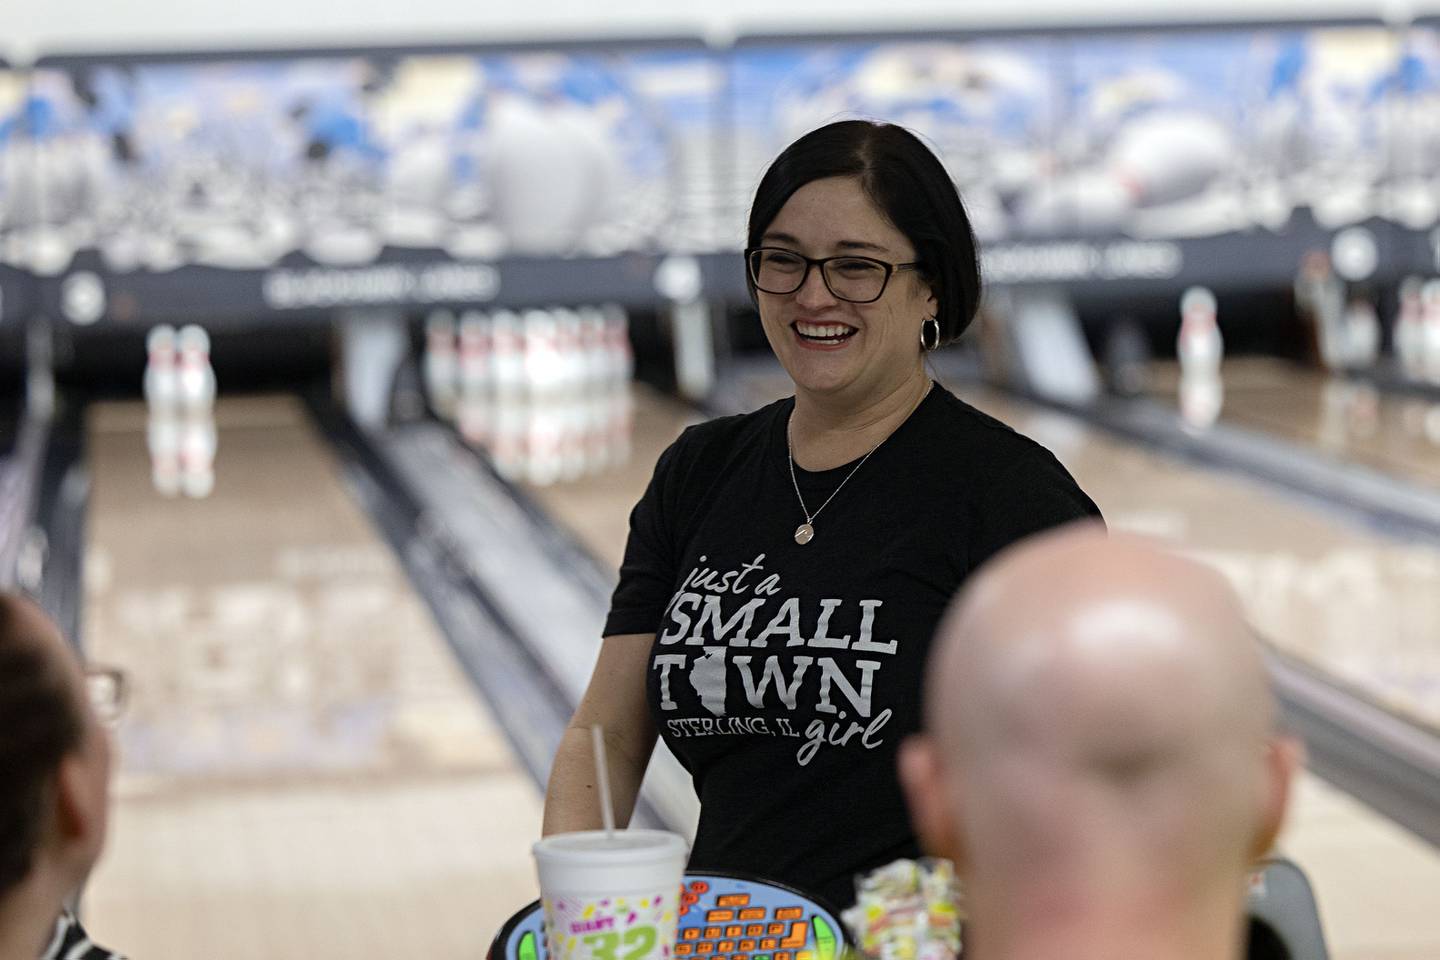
[533,830,689,960]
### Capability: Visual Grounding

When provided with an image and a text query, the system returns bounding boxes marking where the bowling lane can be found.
[964,384,1440,731]
[1150,356,1440,487]
[518,381,705,568]
[525,368,1440,960]
[80,396,543,960]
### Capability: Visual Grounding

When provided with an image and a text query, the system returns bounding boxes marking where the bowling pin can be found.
[1178,373,1224,432]
[176,325,217,415]
[1346,381,1380,438]
[553,308,588,481]
[1342,298,1380,370]
[525,391,565,486]
[521,309,565,483]
[1315,281,1348,372]
[456,311,490,393]
[146,411,182,498]
[577,307,612,470]
[490,310,527,400]
[577,307,610,392]
[555,308,586,393]
[455,397,487,449]
[1394,277,1425,380]
[178,413,218,499]
[455,311,493,447]
[1421,280,1440,385]
[490,396,529,482]
[166,326,217,495]
[1177,287,1223,379]
[1295,253,1346,371]
[144,325,189,497]
[423,310,459,421]
[1318,379,1351,451]
[602,304,634,385]
[482,310,527,476]
[522,308,563,397]
[144,325,180,413]
[602,305,634,467]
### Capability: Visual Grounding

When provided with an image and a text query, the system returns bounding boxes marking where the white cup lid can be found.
[533,830,688,866]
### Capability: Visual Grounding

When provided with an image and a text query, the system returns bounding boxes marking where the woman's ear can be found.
[898,735,965,868]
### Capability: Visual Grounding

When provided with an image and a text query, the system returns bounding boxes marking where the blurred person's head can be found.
[899,526,1301,960]
[746,120,981,404]
[0,592,113,957]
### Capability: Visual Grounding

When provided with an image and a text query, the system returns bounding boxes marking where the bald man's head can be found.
[901,526,1297,917]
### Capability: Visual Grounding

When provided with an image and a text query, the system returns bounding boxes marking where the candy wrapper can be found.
[841,858,964,960]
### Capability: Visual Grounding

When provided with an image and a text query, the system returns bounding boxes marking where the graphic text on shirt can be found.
[652,552,900,767]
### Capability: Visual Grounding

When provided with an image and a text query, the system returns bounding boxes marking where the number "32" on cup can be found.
[582,925,658,960]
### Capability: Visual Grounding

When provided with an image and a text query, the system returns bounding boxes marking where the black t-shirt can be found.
[604,384,1102,909]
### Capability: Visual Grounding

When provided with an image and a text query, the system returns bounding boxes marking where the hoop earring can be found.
[920,317,941,352]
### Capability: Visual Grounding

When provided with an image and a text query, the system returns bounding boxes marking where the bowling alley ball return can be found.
[490,873,849,960]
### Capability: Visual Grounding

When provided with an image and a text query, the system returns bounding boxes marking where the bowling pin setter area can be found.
[420,305,635,486]
[5,15,1440,960]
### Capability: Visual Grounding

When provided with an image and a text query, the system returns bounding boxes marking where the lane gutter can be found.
[306,392,673,830]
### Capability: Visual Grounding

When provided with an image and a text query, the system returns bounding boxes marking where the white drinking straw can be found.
[591,724,616,838]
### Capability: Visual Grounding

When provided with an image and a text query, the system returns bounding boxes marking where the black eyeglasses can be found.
[746,247,920,304]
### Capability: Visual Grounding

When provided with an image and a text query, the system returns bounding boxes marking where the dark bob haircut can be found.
[747,120,983,346]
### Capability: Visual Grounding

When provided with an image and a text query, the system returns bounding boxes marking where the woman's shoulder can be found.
[927,384,1059,462]
[662,397,787,467]
[926,383,1102,525]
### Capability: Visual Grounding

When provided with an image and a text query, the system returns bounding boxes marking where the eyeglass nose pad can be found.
[796,262,837,303]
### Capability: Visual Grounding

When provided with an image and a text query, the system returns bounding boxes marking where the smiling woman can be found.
[542,119,1103,911]
[749,173,937,416]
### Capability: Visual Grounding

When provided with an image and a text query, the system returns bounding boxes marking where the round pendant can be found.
[794,523,815,545]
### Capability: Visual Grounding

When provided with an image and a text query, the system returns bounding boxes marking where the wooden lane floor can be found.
[523,375,1440,960]
[975,385,1440,734]
[1149,356,1440,487]
[80,396,543,960]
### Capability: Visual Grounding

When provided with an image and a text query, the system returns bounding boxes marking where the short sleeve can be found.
[968,450,1103,573]
[603,428,694,637]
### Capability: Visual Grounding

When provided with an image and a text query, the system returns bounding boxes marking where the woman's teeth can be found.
[794,322,857,344]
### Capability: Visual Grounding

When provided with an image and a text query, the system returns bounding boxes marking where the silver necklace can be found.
[786,380,933,546]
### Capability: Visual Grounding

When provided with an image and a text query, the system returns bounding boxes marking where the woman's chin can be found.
[781,361,856,397]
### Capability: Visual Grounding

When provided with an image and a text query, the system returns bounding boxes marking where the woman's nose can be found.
[794,264,836,308]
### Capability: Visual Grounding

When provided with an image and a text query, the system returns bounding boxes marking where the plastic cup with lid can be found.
[533,830,689,960]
